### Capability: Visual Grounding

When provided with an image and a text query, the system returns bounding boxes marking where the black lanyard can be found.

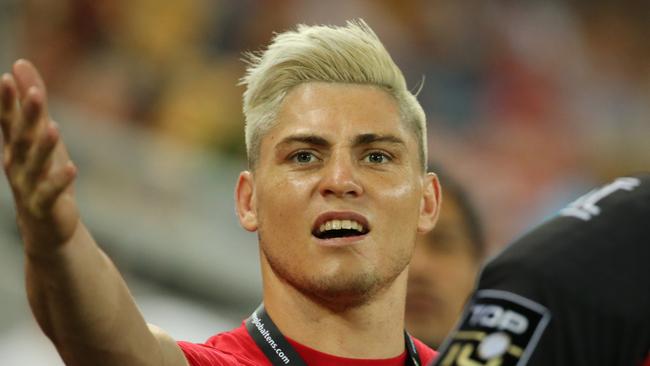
[245,304,421,366]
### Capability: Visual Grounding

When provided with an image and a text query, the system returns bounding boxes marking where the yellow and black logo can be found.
[432,290,551,366]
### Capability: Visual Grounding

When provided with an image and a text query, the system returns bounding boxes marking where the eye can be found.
[291,151,319,164]
[363,151,391,164]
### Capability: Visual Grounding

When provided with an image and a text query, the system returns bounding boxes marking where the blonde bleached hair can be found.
[240,19,427,170]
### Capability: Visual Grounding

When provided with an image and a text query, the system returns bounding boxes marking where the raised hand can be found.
[1,60,80,254]
[0,60,187,366]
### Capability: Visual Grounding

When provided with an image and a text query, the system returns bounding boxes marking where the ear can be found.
[417,172,441,234]
[235,171,258,232]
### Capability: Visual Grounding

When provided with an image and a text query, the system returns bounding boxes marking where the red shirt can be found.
[178,322,437,366]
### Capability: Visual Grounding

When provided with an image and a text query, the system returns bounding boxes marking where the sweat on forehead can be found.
[239,19,427,170]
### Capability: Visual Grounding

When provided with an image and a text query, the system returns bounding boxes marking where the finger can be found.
[11,87,45,164]
[25,122,59,183]
[29,161,76,216]
[12,59,49,112]
[0,73,17,145]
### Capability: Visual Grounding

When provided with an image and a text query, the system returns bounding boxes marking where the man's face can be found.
[405,193,480,348]
[238,82,437,307]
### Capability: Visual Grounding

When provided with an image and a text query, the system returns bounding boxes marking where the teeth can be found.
[318,219,365,233]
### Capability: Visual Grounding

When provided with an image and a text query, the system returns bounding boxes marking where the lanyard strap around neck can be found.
[245,304,421,366]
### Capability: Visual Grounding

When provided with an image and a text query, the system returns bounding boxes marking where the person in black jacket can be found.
[432,173,650,366]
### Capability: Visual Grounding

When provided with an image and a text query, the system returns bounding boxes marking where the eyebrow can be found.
[353,133,406,147]
[276,134,331,149]
[275,133,406,150]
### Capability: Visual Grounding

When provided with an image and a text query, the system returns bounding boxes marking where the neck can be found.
[260,259,409,359]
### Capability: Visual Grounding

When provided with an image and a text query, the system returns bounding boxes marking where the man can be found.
[432,173,650,366]
[406,168,485,349]
[0,20,441,365]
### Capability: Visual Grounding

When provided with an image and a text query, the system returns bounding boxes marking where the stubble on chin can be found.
[261,240,410,312]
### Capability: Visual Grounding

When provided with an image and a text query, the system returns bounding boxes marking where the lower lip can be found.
[313,234,368,247]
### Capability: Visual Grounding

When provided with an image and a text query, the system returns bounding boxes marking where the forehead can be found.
[266,82,412,144]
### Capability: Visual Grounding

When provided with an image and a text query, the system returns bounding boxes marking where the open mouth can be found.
[312,218,369,240]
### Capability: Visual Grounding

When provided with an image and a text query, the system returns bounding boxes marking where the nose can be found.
[318,153,363,198]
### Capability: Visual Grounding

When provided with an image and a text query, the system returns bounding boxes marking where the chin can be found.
[297,269,385,310]
[263,242,410,310]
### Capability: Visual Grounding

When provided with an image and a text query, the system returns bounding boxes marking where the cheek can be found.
[375,177,422,226]
[256,174,318,232]
[380,175,420,199]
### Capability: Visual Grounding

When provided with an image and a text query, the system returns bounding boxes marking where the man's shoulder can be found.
[479,173,650,305]
[177,323,270,366]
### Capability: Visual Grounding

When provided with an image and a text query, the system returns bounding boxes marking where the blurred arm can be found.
[0,60,188,366]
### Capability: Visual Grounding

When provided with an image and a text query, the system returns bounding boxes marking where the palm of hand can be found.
[1,60,80,252]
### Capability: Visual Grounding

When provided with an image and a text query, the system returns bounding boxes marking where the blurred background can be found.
[0,0,648,363]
